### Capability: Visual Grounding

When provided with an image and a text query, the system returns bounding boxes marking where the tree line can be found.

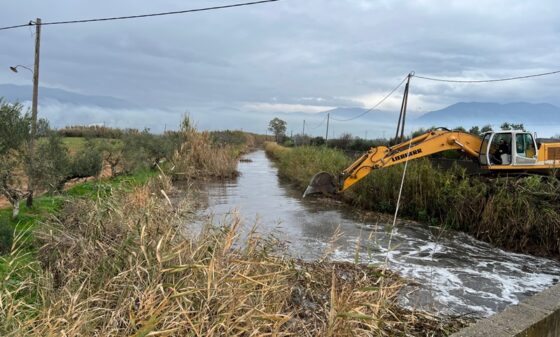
[268,116,529,153]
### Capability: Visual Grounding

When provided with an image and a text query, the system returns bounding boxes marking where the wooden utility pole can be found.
[27,18,41,207]
[325,113,330,143]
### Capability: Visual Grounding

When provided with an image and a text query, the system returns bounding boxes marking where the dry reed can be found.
[171,128,240,180]
[0,176,464,336]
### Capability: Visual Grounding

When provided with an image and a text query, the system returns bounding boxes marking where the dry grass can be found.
[171,128,240,181]
[0,175,464,336]
[264,142,290,160]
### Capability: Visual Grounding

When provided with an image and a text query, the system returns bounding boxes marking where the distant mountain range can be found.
[415,102,560,127]
[278,107,398,123]
[1,82,558,135]
[277,102,560,128]
[0,83,135,109]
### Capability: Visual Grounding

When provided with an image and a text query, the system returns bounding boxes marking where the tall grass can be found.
[265,143,560,257]
[264,142,349,190]
[0,175,464,336]
[171,128,240,180]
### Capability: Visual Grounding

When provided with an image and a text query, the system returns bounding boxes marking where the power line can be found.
[308,113,328,129]
[414,70,560,83]
[0,23,33,31]
[330,75,408,122]
[0,0,280,31]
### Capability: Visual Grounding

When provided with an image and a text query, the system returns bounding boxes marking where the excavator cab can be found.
[479,131,538,167]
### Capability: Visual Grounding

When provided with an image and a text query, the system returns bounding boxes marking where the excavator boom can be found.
[304,129,482,196]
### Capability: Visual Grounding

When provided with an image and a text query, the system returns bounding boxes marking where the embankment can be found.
[264,142,560,258]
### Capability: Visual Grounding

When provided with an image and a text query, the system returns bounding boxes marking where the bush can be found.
[68,144,103,179]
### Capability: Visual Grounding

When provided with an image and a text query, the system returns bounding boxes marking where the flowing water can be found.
[194,150,560,317]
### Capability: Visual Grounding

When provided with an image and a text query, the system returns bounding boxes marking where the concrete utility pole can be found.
[27,18,41,207]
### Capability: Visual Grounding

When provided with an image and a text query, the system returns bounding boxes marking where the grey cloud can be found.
[0,0,559,136]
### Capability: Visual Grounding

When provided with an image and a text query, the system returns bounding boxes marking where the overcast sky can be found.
[1,0,559,136]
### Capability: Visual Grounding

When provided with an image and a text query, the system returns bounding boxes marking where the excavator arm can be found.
[304,129,482,196]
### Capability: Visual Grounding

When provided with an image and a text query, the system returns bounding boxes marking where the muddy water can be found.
[195,150,560,317]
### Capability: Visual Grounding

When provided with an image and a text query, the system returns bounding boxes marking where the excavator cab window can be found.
[479,133,492,165]
[514,133,538,165]
[489,133,512,165]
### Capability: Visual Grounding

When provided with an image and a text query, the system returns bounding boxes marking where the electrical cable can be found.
[413,70,560,83]
[330,75,408,122]
[0,0,280,31]
[308,113,328,129]
[0,23,32,31]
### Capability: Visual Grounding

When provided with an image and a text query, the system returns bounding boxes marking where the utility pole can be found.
[290,130,293,146]
[325,113,330,143]
[302,119,306,145]
[27,18,41,207]
[394,72,412,143]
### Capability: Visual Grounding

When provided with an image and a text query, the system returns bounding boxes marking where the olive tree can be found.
[33,135,103,193]
[0,100,31,218]
[96,139,124,177]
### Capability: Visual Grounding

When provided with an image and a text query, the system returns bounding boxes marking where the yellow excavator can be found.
[304,128,560,197]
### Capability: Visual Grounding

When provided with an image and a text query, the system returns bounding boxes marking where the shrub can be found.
[67,143,103,179]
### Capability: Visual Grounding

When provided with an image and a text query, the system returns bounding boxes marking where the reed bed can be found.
[172,128,240,180]
[0,174,465,336]
[265,143,560,257]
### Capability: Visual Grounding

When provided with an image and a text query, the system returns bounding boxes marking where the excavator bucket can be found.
[303,172,339,198]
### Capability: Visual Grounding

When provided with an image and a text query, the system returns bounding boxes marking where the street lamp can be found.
[9,65,34,74]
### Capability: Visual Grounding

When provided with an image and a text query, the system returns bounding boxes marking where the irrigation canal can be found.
[194,150,560,317]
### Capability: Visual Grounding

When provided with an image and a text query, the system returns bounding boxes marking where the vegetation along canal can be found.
[195,150,560,318]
